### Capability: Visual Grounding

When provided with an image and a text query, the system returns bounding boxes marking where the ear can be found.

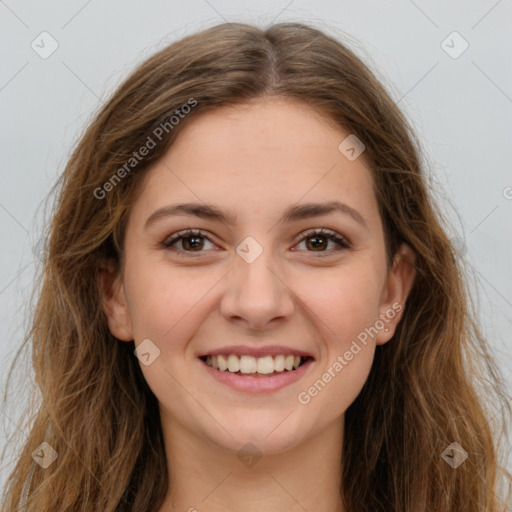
[98,258,133,342]
[375,243,417,345]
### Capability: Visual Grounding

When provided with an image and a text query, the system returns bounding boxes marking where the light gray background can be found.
[1,0,511,496]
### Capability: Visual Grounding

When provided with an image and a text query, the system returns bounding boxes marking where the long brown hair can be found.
[1,21,511,511]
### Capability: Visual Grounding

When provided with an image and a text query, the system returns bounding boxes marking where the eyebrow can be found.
[144,200,369,231]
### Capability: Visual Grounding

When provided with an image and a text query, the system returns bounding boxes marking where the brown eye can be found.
[181,235,205,251]
[305,235,328,251]
[295,229,350,254]
[162,230,215,253]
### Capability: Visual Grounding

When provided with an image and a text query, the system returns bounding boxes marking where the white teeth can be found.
[239,355,257,374]
[204,354,306,374]
[257,356,275,374]
[227,354,239,372]
[284,355,294,371]
[274,354,285,372]
[217,354,228,371]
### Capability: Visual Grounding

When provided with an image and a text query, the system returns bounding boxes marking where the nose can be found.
[219,245,295,330]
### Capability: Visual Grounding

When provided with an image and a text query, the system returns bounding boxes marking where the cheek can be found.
[124,255,220,345]
[299,344,375,425]
[296,261,383,342]
[293,264,381,414]
[124,261,219,433]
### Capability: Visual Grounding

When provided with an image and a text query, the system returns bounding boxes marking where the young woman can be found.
[2,21,511,512]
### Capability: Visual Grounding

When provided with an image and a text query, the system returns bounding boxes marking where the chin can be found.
[207,414,308,456]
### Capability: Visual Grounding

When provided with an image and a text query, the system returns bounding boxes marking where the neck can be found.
[157,412,345,512]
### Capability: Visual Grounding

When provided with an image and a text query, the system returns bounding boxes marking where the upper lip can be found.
[199,345,315,359]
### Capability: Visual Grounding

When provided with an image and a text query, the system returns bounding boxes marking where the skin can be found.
[101,97,416,512]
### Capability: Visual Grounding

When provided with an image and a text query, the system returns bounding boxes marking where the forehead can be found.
[132,98,378,227]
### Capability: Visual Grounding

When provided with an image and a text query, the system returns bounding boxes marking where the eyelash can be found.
[161,228,351,257]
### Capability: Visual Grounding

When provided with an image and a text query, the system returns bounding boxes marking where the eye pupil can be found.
[183,236,204,250]
[307,236,327,251]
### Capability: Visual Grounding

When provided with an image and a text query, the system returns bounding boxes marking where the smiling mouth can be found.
[199,354,312,377]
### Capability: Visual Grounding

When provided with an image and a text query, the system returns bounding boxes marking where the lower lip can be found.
[199,358,314,394]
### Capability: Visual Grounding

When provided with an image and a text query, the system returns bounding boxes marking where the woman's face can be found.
[103,97,415,455]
